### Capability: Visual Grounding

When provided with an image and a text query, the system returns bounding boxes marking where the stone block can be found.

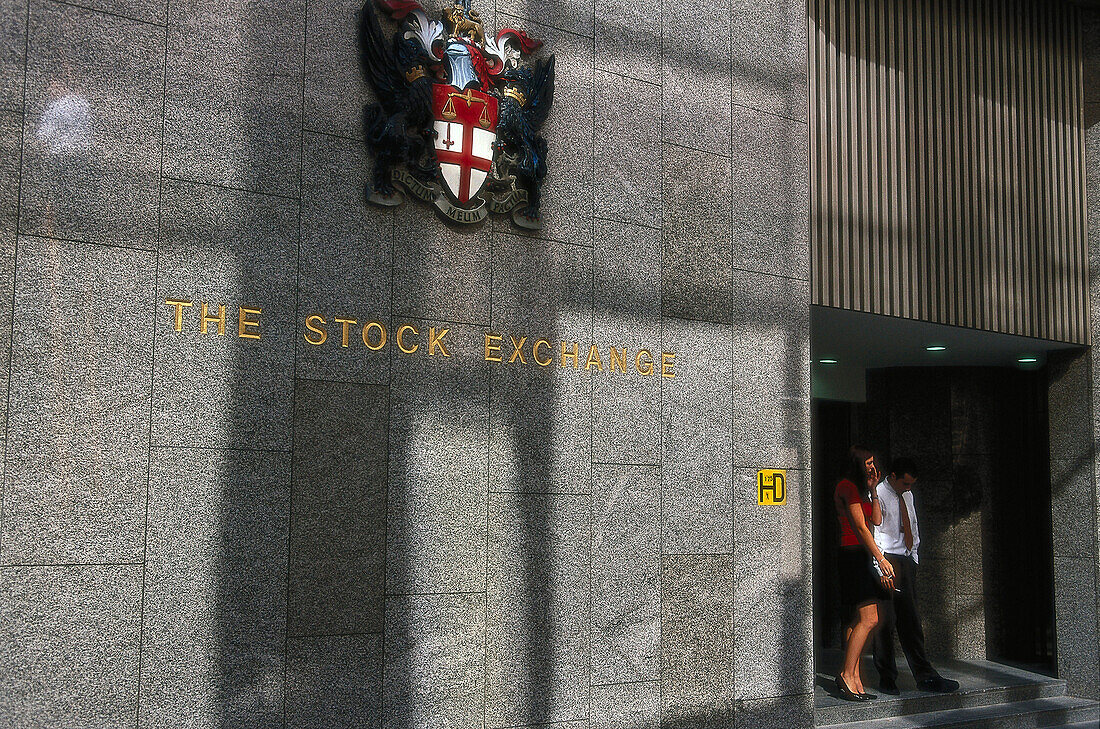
[0,111,18,233]
[1,236,153,564]
[0,0,25,113]
[730,105,809,280]
[494,17,594,246]
[164,0,304,197]
[591,465,660,685]
[0,565,141,729]
[486,492,590,727]
[151,179,297,452]
[662,0,730,155]
[1084,12,1100,103]
[141,447,290,728]
[305,0,370,139]
[297,131,392,384]
[289,381,388,637]
[661,317,733,553]
[1055,557,1100,699]
[497,0,592,42]
[595,0,660,84]
[19,0,162,249]
[732,468,812,700]
[77,1,167,24]
[393,202,492,325]
[592,220,661,465]
[886,372,953,481]
[0,112,20,458]
[731,271,809,469]
[731,0,809,122]
[661,554,735,727]
[1048,350,1091,462]
[383,592,485,729]
[733,694,813,729]
[951,507,985,592]
[953,591,985,661]
[593,71,661,226]
[591,681,659,729]
[912,556,955,658]
[662,144,732,323]
[950,369,1014,457]
[287,634,382,729]
[387,332,489,593]
[490,234,592,493]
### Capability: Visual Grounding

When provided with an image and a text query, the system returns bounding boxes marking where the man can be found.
[872,458,960,695]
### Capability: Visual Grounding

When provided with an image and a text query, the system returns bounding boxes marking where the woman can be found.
[833,446,896,701]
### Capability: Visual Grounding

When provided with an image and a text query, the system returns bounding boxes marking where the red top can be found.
[834,478,872,547]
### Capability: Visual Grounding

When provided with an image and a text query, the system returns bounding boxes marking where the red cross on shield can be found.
[432,84,499,205]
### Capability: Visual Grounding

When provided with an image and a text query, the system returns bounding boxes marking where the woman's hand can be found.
[877,555,896,589]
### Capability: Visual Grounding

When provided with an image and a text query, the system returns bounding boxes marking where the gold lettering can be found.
[635,349,654,376]
[428,327,450,356]
[304,315,327,345]
[238,306,261,340]
[484,333,502,362]
[362,321,387,350]
[334,317,357,348]
[561,341,579,368]
[661,352,676,378]
[165,298,192,332]
[508,335,528,364]
[533,339,552,366]
[608,347,627,373]
[397,324,419,354]
[585,344,603,371]
[201,303,226,336]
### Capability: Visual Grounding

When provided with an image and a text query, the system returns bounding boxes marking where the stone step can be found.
[815,672,1067,725]
[818,696,1099,729]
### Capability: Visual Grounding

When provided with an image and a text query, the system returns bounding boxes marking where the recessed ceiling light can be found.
[1018,356,1038,363]
[819,358,838,365]
[925,345,947,352]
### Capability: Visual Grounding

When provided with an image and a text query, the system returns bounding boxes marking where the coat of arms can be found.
[359,0,555,229]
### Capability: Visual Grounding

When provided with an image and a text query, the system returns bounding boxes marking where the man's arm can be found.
[900,492,914,551]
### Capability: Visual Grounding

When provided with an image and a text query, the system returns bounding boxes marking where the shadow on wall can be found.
[180,1,816,729]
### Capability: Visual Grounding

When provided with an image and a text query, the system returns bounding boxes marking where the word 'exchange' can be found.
[164,300,678,378]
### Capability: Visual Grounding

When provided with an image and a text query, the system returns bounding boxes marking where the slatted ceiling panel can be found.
[809,0,1091,345]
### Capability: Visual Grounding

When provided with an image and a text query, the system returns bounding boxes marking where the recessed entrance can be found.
[809,306,1080,726]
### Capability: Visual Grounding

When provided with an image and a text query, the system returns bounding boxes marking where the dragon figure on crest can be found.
[359,0,555,228]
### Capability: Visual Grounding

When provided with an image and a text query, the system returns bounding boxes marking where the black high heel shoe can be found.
[835,674,869,702]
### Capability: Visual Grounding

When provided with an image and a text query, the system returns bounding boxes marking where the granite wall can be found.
[1053,6,1100,702]
[0,1,812,727]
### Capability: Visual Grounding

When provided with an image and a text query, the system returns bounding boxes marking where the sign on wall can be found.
[757,469,787,506]
[359,0,555,229]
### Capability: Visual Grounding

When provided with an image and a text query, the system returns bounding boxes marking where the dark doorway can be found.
[812,366,1056,673]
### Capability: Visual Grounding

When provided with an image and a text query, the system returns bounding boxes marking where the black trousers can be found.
[872,553,938,683]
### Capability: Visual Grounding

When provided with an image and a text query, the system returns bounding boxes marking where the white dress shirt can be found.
[873,478,921,563]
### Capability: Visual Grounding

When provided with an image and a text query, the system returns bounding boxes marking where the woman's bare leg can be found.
[841,603,879,694]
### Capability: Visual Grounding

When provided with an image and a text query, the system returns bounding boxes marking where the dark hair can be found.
[890,457,919,479]
[844,445,876,488]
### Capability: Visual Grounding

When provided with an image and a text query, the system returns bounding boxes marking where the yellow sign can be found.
[757,469,787,505]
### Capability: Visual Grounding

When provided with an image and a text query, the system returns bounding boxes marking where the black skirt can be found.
[837,546,885,608]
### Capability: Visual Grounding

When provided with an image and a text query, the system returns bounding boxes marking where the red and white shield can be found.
[432,84,498,205]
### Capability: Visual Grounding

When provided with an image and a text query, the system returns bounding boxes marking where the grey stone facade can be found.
[0,0,811,727]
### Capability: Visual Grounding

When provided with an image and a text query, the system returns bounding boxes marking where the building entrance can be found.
[811,368,1055,673]
[806,306,1093,725]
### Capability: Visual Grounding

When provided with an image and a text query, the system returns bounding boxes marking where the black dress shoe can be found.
[835,675,864,701]
[918,676,960,693]
[880,678,900,695]
[859,691,877,700]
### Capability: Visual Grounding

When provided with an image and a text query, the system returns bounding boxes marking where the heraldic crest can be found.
[359,0,555,228]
